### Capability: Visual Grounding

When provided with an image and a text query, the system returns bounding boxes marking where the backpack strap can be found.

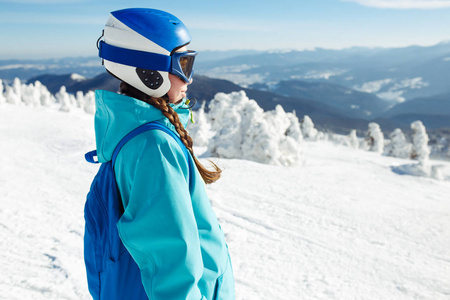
[85,121,190,172]
[111,121,190,166]
[85,150,99,163]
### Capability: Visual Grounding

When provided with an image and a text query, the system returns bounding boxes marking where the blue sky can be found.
[0,0,449,59]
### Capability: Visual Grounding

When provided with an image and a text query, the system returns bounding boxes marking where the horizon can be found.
[1,39,449,62]
[1,0,449,60]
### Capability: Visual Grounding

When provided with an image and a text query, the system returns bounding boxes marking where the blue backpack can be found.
[83,121,189,300]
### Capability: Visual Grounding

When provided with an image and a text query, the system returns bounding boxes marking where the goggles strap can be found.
[99,41,171,71]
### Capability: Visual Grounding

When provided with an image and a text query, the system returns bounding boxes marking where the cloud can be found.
[342,0,450,9]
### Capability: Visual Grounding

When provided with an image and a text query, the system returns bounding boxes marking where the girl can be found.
[85,8,234,300]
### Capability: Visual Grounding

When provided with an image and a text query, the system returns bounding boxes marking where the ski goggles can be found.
[99,41,197,83]
[170,50,197,83]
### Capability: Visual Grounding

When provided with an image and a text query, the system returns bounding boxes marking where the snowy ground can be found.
[1,104,449,300]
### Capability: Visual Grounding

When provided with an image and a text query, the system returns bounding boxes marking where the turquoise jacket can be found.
[93,90,234,300]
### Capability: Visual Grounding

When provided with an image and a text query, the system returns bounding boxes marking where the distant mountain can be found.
[5,41,450,107]
[195,41,450,103]
[383,93,450,117]
[23,71,449,131]
[189,75,373,134]
[27,72,120,94]
[379,93,450,129]
[197,42,450,68]
[388,114,449,130]
[258,79,390,119]
[3,42,449,133]
[0,57,104,82]
[25,72,376,133]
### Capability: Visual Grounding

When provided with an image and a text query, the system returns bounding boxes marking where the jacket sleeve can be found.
[115,130,205,300]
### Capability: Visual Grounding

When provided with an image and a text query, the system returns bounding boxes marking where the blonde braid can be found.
[119,82,221,184]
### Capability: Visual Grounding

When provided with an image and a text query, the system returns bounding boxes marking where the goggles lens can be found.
[171,50,197,82]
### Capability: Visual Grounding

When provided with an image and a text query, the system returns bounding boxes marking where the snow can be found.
[411,120,430,163]
[0,64,50,71]
[301,115,319,141]
[348,129,359,149]
[385,128,412,159]
[1,78,94,114]
[0,79,6,104]
[363,122,384,153]
[353,79,392,94]
[354,77,428,103]
[202,65,265,87]
[204,91,304,166]
[1,102,450,300]
[70,73,86,81]
[189,101,214,147]
[376,89,406,103]
[290,69,346,80]
[0,106,94,299]
[394,77,429,90]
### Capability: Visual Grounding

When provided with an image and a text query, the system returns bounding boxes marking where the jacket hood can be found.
[94,90,191,163]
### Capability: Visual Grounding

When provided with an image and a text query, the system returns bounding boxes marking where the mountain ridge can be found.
[26,72,430,133]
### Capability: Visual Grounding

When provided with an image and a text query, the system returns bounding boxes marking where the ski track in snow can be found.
[1,104,450,300]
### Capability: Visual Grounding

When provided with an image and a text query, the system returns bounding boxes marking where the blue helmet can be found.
[99,8,196,97]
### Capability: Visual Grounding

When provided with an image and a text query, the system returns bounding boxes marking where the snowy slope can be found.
[0,104,449,300]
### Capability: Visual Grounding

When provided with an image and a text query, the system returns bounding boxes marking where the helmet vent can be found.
[136,68,163,90]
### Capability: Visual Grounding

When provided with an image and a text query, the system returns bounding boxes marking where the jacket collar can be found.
[94,90,191,162]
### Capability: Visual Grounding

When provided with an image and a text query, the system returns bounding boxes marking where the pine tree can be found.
[385,128,411,158]
[366,122,384,153]
[0,79,6,104]
[286,110,303,144]
[301,115,318,140]
[410,120,430,163]
[348,130,359,149]
[5,84,20,105]
[188,101,212,147]
[207,91,304,165]
[56,86,71,112]
[84,91,96,114]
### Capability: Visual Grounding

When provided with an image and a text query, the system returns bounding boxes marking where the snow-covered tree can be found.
[76,91,85,108]
[21,82,41,106]
[255,104,303,165]
[207,91,303,166]
[12,78,22,101]
[0,79,95,113]
[365,122,384,153]
[33,81,54,107]
[187,101,213,147]
[285,110,303,144]
[384,128,411,158]
[348,130,359,149]
[208,91,263,159]
[68,93,77,107]
[5,85,21,104]
[410,120,430,163]
[56,86,71,112]
[84,91,96,114]
[300,115,318,140]
[0,79,6,105]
